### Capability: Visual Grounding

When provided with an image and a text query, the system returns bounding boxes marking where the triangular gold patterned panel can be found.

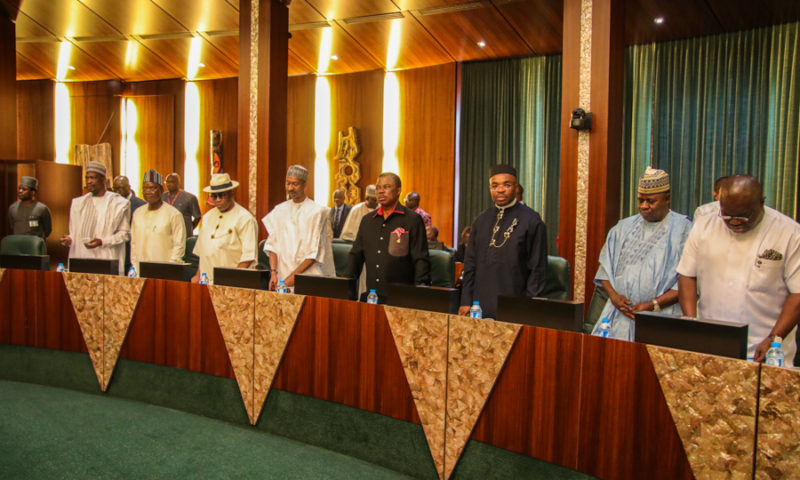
[444,315,520,480]
[63,273,105,388]
[756,365,800,479]
[102,276,146,391]
[253,291,305,425]
[208,285,256,424]
[384,306,448,480]
[647,345,758,479]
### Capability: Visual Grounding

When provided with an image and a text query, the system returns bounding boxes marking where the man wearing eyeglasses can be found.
[191,173,258,283]
[590,167,692,340]
[678,174,800,363]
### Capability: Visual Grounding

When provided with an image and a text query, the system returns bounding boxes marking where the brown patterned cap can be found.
[638,166,670,194]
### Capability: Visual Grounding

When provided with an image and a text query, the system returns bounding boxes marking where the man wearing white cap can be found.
[263,165,335,290]
[339,184,378,242]
[591,166,692,340]
[191,173,258,283]
[60,161,131,274]
[8,176,52,239]
[130,169,186,272]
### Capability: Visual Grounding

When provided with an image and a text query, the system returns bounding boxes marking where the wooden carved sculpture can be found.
[334,126,362,205]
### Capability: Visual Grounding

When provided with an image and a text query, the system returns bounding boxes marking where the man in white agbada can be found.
[60,161,130,274]
[339,184,378,242]
[678,175,800,363]
[263,165,335,291]
[191,173,258,283]
[592,167,692,340]
[130,169,186,271]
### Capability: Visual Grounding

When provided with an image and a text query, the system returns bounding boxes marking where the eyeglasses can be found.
[718,209,750,223]
[210,192,229,199]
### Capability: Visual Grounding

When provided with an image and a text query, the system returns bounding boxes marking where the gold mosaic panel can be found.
[384,306,449,480]
[253,291,305,425]
[209,285,256,423]
[247,0,259,214]
[647,345,758,480]
[102,276,145,391]
[756,365,800,479]
[444,315,520,480]
[63,273,105,388]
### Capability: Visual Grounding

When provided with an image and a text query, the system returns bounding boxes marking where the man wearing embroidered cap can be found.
[591,166,692,340]
[263,165,334,291]
[130,169,186,272]
[459,164,548,319]
[60,161,131,274]
[191,173,258,283]
[678,174,800,363]
[8,176,52,239]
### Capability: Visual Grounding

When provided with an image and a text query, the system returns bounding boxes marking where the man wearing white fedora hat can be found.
[191,173,258,283]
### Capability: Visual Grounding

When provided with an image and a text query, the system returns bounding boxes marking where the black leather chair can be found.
[257,239,270,271]
[331,242,352,277]
[584,284,609,334]
[0,234,47,255]
[429,249,455,288]
[541,255,570,300]
[183,236,199,280]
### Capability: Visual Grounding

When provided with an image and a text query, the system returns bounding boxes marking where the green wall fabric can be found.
[623,22,799,219]
[458,56,562,254]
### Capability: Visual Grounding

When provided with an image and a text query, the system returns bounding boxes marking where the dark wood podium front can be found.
[0,268,795,479]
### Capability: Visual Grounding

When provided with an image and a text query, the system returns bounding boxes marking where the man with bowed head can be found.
[678,174,800,363]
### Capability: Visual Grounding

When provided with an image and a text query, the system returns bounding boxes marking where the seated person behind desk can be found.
[427,225,445,250]
[130,169,186,272]
[191,173,258,283]
[344,172,430,303]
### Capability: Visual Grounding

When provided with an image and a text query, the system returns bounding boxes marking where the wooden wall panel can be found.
[471,325,582,468]
[16,79,54,161]
[286,74,316,196]
[127,94,175,190]
[273,296,420,424]
[396,63,456,245]
[327,69,384,207]
[68,81,123,174]
[196,77,238,205]
[0,9,15,160]
[34,161,83,265]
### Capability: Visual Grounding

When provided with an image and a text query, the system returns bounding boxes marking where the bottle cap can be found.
[771,342,781,348]
[601,317,610,323]
[472,301,479,305]
[369,289,376,293]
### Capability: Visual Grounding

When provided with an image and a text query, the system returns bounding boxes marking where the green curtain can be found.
[623,22,799,220]
[458,56,562,254]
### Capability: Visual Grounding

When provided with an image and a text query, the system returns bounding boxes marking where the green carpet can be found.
[0,380,412,479]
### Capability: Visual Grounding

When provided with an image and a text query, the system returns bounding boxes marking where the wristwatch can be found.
[651,299,660,312]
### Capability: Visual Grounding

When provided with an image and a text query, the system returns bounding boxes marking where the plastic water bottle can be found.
[56,263,66,273]
[367,289,379,304]
[128,266,137,278]
[199,273,209,285]
[276,280,288,293]
[765,337,785,367]
[594,317,613,338]
[469,301,482,319]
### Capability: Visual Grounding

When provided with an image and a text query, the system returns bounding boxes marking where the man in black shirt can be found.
[344,172,430,302]
[459,164,548,319]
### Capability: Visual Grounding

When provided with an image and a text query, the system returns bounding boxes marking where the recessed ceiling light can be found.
[654,17,664,24]
[67,65,75,70]
[331,55,339,60]
[477,41,486,48]
[198,62,205,67]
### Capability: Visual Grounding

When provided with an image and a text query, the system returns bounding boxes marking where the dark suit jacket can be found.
[329,204,352,239]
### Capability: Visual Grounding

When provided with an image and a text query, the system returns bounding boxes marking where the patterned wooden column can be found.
[238,0,289,235]
[559,0,624,302]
